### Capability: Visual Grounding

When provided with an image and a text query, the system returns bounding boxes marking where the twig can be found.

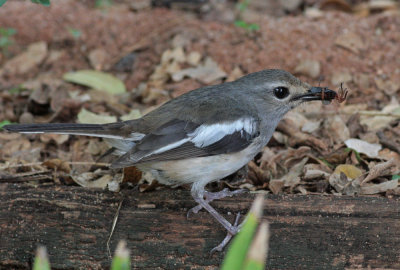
[107,199,124,259]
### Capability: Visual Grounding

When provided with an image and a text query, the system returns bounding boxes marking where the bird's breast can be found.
[137,139,263,187]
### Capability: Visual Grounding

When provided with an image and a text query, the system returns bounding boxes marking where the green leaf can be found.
[0,0,8,7]
[236,0,249,12]
[352,149,362,163]
[319,158,334,169]
[392,175,400,180]
[95,0,113,8]
[344,147,362,163]
[63,70,126,95]
[6,28,16,36]
[33,247,51,270]
[243,221,270,270]
[234,20,259,31]
[31,0,50,6]
[0,120,12,129]
[67,28,82,39]
[8,84,25,94]
[0,36,11,47]
[244,261,264,270]
[111,241,130,270]
[234,20,249,28]
[0,27,16,36]
[247,23,260,31]
[221,195,264,270]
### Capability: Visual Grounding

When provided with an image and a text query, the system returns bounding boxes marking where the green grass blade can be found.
[220,195,264,270]
[111,240,131,270]
[244,221,270,270]
[33,246,51,270]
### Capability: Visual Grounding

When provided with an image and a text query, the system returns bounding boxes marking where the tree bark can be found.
[0,183,399,269]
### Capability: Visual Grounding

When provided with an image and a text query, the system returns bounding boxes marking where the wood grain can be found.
[0,183,399,269]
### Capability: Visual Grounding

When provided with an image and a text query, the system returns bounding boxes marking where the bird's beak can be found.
[292,86,337,102]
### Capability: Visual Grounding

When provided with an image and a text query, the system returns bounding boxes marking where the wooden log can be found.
[0,183,399,269]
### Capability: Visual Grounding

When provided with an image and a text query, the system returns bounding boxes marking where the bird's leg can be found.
[210,212,242,253]
[190,184,243,234]
[187,188,246,217]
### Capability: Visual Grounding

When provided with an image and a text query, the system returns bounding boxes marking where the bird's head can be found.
[236,69,337,117]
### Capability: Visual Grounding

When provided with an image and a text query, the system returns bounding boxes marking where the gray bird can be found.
[4,69,337,251]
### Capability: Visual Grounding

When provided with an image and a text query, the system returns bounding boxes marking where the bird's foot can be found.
[211,212,242,253]
[187,188,246,218]
[189,184,246,252]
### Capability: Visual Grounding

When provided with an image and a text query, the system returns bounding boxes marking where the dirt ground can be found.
[0,0,399,266]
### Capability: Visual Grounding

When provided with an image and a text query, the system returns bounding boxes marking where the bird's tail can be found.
[3,122,144,141]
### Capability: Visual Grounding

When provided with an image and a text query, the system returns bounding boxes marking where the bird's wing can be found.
[110,117,260,168]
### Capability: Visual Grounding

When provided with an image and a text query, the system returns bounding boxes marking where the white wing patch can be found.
[152,138,190,154]
[144,117,257,157]
[189,118,256,147]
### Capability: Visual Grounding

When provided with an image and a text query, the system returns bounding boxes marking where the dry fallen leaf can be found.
[120,109,142,121]
[335,32,366,54]
[283,157,308,188]
[40,134,69,145]
[139,180,160,192]
[77,108,117,124]
[42,159,71,173]
[374,77,400,95]
[304,7,324,18]
[123,166,142,184]
[329,164,364,195]
[320,0,353,12]
[329,172,361,195]
[88,48,109,70]
[0,41,48,75]
[29,87,51,105]
[71,169,122,191]
[278,118,328,150]
[301,120,321,134]
[226,66,244,82]
[368,0,399,12]
[360,104,400,131]
[172,57,227,84]
[361,159,397,185]
[360,180,398,195]
[331,71,353,86]
[2,138,32,157]
[323,116,350,144]
[186,51,202,66]
[345,138,382,158]
[334,164,363,179]
[303,164,330,180]
[294,59,321,79]
[269,179,285,194]
[161,47,186,64]
[63,70,126,94]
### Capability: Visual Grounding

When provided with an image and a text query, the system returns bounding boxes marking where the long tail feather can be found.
[3,123,143,140]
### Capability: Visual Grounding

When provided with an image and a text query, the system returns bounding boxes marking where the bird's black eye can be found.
[273,87,289,99]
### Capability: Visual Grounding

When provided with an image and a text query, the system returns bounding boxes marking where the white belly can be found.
[137,141,261,187]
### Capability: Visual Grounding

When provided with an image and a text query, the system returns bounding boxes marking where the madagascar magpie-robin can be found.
[4,69,337,251]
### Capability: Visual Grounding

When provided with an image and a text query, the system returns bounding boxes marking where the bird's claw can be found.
[210,212,241,254]
[187,205,202,218]
[186,188,247,219]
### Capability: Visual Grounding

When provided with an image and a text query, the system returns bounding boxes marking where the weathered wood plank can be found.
[0,183,399,269]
